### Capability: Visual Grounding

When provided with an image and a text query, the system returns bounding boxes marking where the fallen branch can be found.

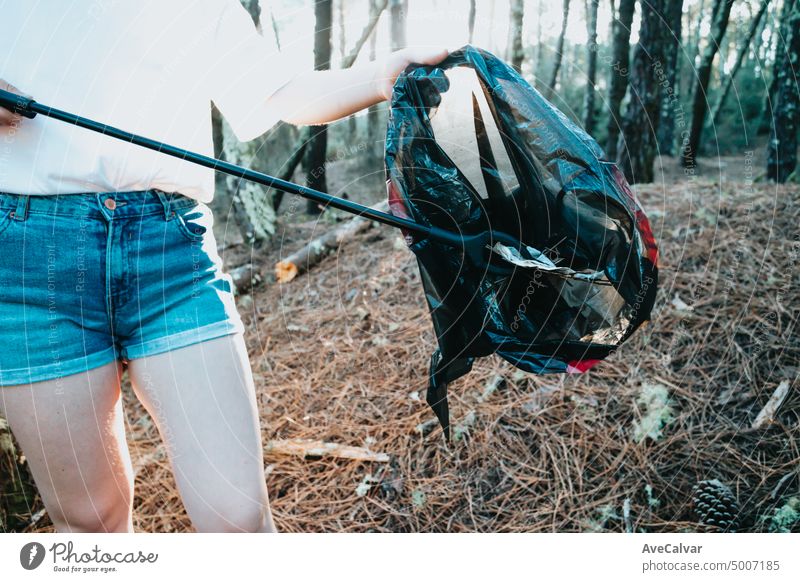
[229,263,264,294]
[275,201,389,283]
[751,379,792,429]
[265,438,390,462]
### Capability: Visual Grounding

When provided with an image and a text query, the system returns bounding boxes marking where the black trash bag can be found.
[384,46,659,441]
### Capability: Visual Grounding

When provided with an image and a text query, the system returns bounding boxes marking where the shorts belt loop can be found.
[154,190,175,221]
[12,194,30,222]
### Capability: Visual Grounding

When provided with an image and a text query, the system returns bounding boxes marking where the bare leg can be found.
[126,334,276,533]
[0,362,134,533]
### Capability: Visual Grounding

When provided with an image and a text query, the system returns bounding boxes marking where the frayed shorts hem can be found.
[0,320,245,387]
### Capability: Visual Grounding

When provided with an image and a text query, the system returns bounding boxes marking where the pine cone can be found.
[692,479,740,532]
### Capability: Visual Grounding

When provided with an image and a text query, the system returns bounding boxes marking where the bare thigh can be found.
[127,334,275,532]
[0,362,134,532]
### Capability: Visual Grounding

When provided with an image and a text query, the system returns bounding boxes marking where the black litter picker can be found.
[0,45,658,441]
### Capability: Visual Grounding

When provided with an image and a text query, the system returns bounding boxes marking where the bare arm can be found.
[268,47,449,127]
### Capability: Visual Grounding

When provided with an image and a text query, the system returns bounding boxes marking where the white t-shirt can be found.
[0,0,295,202]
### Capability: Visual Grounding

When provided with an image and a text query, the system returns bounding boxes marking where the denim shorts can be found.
[0,190,244,386]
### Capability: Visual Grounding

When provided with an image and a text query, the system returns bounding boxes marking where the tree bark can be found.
[656,0,685,155]
[760,0,795,134]
[212,0,291,245]
[605,0,635,158]
[468,0,477,44]
[304,0,333,215]
[711,0,772,126]
[508,0,525,73]
[367,0,382,140]
[546,0,571,99]
[583,0,600,133]
[681,0,735,168]
[767,1,800,182]
[389,0,408,51]
[617,0,672,184]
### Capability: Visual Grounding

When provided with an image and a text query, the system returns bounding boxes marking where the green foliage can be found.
[763,497,800,532]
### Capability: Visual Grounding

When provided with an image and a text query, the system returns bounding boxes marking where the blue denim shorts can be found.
[0,190,244,386]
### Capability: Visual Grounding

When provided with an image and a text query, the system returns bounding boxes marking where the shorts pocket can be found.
[172,201,212,243]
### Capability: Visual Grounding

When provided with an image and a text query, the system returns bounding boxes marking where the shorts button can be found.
[104,198,117,211]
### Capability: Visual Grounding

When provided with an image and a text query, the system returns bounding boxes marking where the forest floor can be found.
[7,153,800,533]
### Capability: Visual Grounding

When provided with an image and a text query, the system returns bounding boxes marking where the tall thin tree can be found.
[617,0,672,183]
[583,0,600,133]
[711,0,772,125]
[508,0,525,73]
[389,0,407,51]
[682,0,735,168]
[303,0,333,214]
[547,0,571,99]
[656,0,684,156]
[760,0,795,135]
[468,0,477,44]
[605,0,635,158]
[767,0,800,181]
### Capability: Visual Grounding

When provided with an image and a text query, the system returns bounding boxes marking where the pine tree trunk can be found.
[546,0,571,99]
[711,0,772,126]
[533,0,544,79]
[655,0,684,156]
[508,0,525,73]
[605,0,635,158]
[304,0,333,215]
[367,0,382,140]
[389,0,407,51]
[583,0,599,133]
[468,0,477,43]
[767,1,800,182]
[212,0,285,245]
[760,0,795,135]
[682,0,735,168]
[617,0,671,184]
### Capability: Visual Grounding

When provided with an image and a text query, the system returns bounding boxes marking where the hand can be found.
[0,80,26,127]
[375,47,450,101]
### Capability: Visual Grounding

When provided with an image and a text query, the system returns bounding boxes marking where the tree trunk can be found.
[304,0,333,215]
[605,0,635,158]
[767,1,800,182]
[389,0,407,51]
[616,0,671,184]
[212,0,289,245]
[681,0,735,168]
[656,0,685,155]
[468,0,477,44]
[546,0,571,99]
[711,0,772,126]
[533,0,544,79]
[760,0,795,135]
[508,0,525,73]
[583,0,599,133]
[367,0,382,140]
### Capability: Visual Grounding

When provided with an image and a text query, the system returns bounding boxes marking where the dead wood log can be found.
[275,201,389,283]
[752,379,792,429]
[265,438,390,462]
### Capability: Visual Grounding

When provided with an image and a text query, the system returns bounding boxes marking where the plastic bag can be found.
[384,46,658,440]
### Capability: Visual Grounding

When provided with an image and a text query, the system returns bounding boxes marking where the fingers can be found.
[0,80,24,127]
